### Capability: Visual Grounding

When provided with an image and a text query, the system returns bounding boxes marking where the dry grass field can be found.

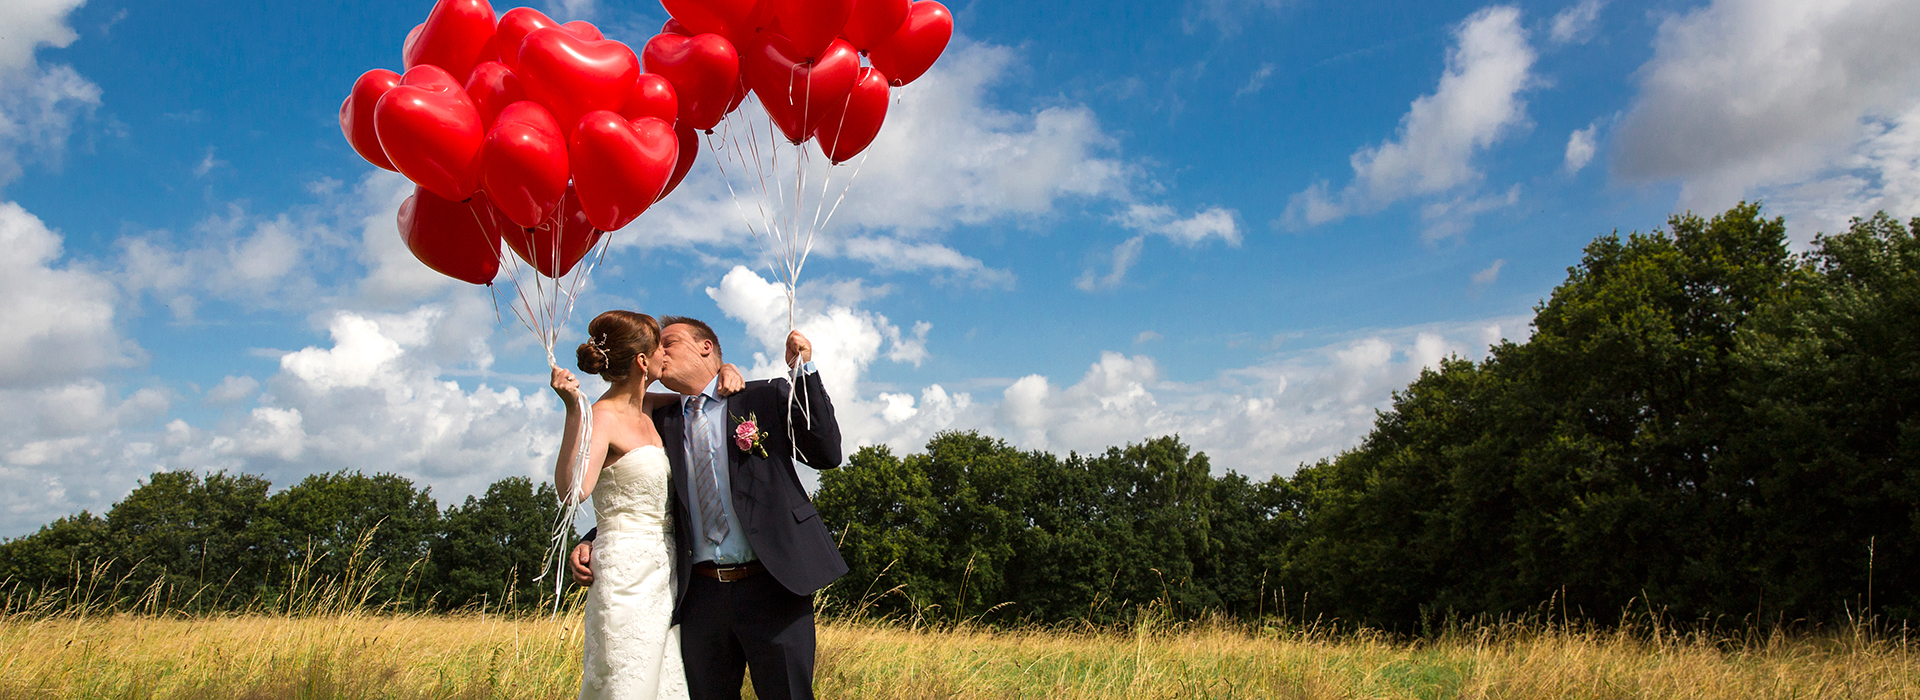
[1,609,1914,699]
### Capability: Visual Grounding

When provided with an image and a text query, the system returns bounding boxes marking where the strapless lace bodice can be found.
[592,445,673,535]
[580,443,687,700]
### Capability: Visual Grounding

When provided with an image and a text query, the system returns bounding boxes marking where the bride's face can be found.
[641,345,666,383]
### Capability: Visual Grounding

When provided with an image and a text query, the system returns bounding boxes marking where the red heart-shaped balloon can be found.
[399,185,502,285]
[465,61,526,128]
[481,101,569,228]
[727,73,750,114]
[481,7,557,69]
[621,73,679,123]
[841,0,909,52]
[404,23,426,64]
[641,32,741,130]
[661,0,765,45]
[503,186,603,277]
[659,121,701,201]
[868,0,950,86]
[401,63,466,92]
[341,68,402,171]
[768,0,854,59]
[403,0,497,83]
[518,28,641,136]
[815,66,888,164]
[499,189,598,277]
[745,34,859,144]
[563,20,604,41]
[570,112,677,231]
[377,66,486,201]
[662,18,690,35]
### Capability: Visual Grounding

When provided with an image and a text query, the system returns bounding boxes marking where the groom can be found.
[573,317,847,700]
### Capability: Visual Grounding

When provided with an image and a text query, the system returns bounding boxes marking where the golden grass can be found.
[0,613,580,699]
[1,610,1913,700]
[818,618,1917,699]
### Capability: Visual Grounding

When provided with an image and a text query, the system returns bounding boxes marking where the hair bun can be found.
[579,311,660,382]
[576,342,608,375]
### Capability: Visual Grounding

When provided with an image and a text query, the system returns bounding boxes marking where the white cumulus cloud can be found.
[1565,123,1598,173]
[1284,6,1535,238]
[1549,0,1606,45]
[0,202,131,387]
[621,39,1237,290]
[1614,0,1920,237]
[1074,235,1146,292]
[855,317,1528,479]
[0,0,99,187]
[1471,258,1506,288]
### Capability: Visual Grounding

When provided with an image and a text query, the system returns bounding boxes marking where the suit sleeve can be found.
[785,370,843,469]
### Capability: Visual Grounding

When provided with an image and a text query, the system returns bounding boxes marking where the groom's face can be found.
[658,323,717,391]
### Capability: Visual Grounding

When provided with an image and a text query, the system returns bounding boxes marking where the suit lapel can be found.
[727,391,756,521]
[660,400,690,519]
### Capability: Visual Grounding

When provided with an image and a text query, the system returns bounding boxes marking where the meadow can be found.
[2,605,1913,699]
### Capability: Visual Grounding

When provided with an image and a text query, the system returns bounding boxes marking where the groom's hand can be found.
[570,541,594,585]
[785,331,812,368]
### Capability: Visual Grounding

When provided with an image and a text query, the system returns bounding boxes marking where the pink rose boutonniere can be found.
[733,412,769,457]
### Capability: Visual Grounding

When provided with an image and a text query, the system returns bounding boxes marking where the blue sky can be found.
[3,0,1917,535]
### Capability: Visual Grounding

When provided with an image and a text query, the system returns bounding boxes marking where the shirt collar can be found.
[686,374,722,411]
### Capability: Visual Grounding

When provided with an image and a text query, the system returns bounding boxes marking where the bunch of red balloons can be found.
[340,0,953,286]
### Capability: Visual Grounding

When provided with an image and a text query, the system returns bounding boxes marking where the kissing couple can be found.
[548,311,847,700]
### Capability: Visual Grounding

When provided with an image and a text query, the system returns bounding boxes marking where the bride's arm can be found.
[552,367,612,504]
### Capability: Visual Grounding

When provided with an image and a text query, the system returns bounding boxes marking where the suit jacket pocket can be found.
[792,502,819,523]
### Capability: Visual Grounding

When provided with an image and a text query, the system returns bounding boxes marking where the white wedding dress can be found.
[579,445,689,700]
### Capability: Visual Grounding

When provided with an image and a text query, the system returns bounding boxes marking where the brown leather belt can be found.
[694,561,766,582]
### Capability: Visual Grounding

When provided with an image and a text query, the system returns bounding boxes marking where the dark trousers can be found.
[680,571,816,700]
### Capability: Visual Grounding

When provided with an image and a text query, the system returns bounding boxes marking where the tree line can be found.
[815,204,1919,630]
[0,470,563,613]
[3,203,1915,629]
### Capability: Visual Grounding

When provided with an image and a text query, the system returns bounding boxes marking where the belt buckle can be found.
[710,562,746,583]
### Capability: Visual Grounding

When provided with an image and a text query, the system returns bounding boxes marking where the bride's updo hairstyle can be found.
[576,310,660,382]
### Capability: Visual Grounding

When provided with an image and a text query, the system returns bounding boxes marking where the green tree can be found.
[1730,212,1920,620]
[1277,203,1805,629]
[815,444,946,619]
[1052,438,1218,619]
[105,470,278,606]
[819,432,1234,625]
[0,511,113,593]
[431,476,564,611]
[266,471,439,603]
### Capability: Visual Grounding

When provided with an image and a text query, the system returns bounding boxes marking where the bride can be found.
[550,310,740,700]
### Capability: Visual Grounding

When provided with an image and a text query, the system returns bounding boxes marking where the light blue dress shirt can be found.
[683,363,816,566]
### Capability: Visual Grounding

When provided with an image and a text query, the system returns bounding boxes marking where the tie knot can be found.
[686,395,705,414]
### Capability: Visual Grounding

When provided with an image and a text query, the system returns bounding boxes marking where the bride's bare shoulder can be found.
[588,400,642,430]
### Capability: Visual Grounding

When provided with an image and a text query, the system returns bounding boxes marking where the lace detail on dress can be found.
[579,446,688,700]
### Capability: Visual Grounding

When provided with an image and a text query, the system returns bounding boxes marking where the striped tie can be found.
[688,395,729,547]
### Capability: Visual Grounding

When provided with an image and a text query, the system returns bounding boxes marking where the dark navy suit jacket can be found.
[583,371,848,622]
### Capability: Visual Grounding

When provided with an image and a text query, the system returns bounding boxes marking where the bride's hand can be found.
[551,366,582,399]
[717,362,746,396]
